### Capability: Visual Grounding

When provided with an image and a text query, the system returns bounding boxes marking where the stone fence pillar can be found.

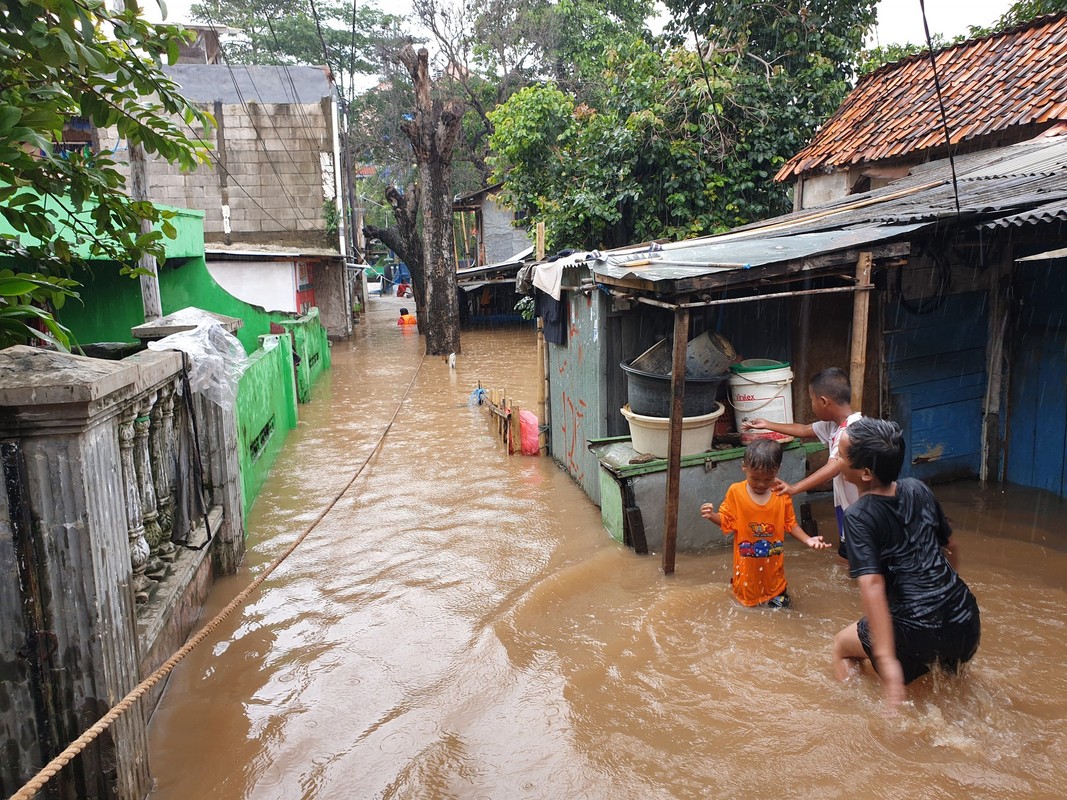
[0,346,154,799]
[0,336,248,799]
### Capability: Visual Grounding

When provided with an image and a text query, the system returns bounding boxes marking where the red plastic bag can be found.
[519,409,540,456]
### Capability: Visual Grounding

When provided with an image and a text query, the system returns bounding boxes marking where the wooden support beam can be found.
[850,252,874,412]
[537,319,547,455]
[662,304,689,576]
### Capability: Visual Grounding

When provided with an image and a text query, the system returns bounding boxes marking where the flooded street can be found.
[146,292,1067,800]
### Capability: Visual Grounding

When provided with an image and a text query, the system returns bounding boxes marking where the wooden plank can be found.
[850,252,873,410]
[510,404,521,455]
[887,348,987,389]
[625,506,648,555]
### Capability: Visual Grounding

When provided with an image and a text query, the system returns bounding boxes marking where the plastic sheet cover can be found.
[147,322,249,409]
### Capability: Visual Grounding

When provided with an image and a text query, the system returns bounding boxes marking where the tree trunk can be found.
[398,45,465,356]
[364,183,430,327]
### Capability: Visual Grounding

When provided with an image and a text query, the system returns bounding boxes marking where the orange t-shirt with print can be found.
[717,481,798,607]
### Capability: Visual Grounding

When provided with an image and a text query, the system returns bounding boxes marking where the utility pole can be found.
[121,0,162,321]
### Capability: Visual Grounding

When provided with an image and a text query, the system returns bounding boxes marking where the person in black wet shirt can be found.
[831,417,980,712]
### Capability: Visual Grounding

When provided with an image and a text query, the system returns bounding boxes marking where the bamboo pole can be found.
[453,213,461,269]
[850,252,874,412]
[535,222,546,261]
[662,304,690,576]
[461,211,472,266]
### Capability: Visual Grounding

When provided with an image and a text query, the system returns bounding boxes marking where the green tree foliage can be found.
[488,0,878,252]
[985,0,1067,29]
[405,0,652,190]
[190,0,402,77]
[860,0,1067,75]
[0,0,213,348]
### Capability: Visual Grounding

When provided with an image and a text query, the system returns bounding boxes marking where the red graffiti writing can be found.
[559,390,587,484]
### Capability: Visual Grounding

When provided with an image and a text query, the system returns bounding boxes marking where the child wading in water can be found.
[832,418,980,712]
[744,367,861,561]
[702,439,832,608]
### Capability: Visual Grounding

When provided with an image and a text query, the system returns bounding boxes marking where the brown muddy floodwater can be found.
[146,292,1067,800]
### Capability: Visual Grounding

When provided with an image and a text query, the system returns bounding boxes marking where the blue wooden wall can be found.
[1006,261,1067,496]
[886,291,988,482]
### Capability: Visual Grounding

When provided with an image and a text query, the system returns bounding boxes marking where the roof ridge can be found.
[860,11,1067,85]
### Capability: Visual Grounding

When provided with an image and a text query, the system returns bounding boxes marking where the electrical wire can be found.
[919,0,962,220]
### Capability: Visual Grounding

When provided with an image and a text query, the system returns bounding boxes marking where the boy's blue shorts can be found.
[835,505,847,559]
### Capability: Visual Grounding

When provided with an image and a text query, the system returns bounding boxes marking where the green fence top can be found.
[587,436,821,479]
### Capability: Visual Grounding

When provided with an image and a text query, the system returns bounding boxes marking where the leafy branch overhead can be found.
[488,1,880,253]
[0,0,213,348]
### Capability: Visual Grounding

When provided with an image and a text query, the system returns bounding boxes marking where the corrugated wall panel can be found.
[547,288,610,504]
[1006,261,1067,495]
[887,291,989,482]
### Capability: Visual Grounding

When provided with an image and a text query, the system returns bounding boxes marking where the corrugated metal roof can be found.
[592,137,1067,294]
[456,247,533,279]
[1017,247,1067,260]
[593,224,923,283]
[776,13,1067,181]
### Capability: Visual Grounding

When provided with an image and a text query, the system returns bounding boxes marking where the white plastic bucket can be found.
[727,360,794,444]
[620,402,725,458]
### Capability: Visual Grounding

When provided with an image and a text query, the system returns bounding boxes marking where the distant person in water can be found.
[832,418,980,713]
[397,308,417,326]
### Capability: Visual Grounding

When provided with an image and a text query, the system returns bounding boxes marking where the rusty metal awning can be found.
[590,224,922,295]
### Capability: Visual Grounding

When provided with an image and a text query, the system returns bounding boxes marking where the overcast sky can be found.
[871,0,1014,45]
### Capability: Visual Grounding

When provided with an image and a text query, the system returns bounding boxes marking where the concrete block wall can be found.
[100,100,336,248]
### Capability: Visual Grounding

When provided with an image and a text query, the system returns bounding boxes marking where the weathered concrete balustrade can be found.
[0,344,246,800]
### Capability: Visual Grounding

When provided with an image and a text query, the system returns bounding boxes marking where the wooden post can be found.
[453,212,461,269]
[662,304,690,576]
[850,252,874,412]
[535,222,546,261]
[510,403,521,455]
[460,211,471,266]
[537,318,547,454]
[123,0,161,323]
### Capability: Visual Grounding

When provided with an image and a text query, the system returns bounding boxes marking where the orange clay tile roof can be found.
[775,12,1067,182]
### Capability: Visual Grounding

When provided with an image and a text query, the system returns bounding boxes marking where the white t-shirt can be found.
[811,412,862,510]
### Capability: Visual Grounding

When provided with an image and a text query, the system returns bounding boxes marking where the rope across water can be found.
[8,352,426,800]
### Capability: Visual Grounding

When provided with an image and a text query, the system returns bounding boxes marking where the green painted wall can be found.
[6,194,325,514]
[61,254,293,355]
[279,310,331,403]
[0,196,204,259]
[57,209,290,354]
[236,334,299,517]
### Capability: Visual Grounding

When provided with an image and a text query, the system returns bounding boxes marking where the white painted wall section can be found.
[206,260,298,312]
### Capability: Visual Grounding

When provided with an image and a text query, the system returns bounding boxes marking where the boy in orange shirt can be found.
[744,367,861,561]
[702,439,831,608]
